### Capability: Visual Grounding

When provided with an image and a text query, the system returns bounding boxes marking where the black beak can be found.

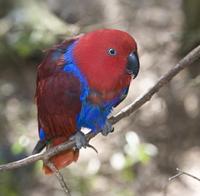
[126,51,140,78]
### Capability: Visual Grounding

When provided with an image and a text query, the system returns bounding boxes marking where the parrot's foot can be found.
[70,131,98,153]
[70,131,87,149]
[101,121,114,136]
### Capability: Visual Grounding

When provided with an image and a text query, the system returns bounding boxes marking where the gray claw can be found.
[87,144,98,154]
[70,131,87,149]
[101,121,114,136]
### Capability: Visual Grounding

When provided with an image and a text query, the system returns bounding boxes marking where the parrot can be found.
[33,29,140,174]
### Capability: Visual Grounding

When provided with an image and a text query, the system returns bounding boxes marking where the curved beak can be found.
[126,51,140,78]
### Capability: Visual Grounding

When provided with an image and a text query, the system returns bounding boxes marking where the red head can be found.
[73,29,139,94]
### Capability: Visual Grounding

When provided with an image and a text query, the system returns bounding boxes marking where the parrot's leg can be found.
[101,121,114,136]
[70,131,87,149]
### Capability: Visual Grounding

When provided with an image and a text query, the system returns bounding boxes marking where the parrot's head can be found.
[73,29,139,92]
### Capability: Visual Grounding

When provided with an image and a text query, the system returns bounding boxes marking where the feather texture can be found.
[35,38,82,174]
[34,29,139,174]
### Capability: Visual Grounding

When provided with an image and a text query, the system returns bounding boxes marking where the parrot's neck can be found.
[64,42,125,104]
[64,41,77,65]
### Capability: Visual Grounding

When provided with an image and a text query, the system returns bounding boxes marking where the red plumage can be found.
[35,29,139,174]
[74,29,136,94]
[35,38,81,174]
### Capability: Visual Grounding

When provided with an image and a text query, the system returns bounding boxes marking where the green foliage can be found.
[0,172,19,196]
[0,0,78,58]
[11,141,25,155]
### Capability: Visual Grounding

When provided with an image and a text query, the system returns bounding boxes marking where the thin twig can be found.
[46,161,71,196]
[0,45,199,172]
[164,168,200,196]
[168,169,183,181]
[175,168,200,181]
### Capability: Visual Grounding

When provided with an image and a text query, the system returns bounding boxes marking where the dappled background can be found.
[0,0,200,195]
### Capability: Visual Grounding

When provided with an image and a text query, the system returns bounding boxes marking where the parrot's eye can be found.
[108,48,117,56]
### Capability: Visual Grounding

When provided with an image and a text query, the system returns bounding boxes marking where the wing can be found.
[36,35,81,81]
[35,36,82,141]
[36,71,81,141]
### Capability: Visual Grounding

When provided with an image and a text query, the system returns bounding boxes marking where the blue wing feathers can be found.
[39,128,46,141]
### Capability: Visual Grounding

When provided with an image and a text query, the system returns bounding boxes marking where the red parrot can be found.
[33,29,139,174]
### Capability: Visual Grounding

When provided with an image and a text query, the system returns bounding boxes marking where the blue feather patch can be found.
[39,128,46,141]
[63,42,89,101]
[63,41,128,132]
[77,101,112,131]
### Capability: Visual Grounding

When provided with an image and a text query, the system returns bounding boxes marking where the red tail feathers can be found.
[43,137,79,175]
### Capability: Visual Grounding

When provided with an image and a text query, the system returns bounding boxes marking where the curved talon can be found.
[110,127,114,133]
[87,144,98,154]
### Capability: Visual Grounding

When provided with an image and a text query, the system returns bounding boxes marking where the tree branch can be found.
[46,161,71,196]
[109,45,200,125]
[0,45,200,172]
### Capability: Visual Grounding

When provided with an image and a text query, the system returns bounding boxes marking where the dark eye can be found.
[108,48,117,56]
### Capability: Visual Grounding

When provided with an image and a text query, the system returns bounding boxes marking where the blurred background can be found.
[0,0,200,195]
